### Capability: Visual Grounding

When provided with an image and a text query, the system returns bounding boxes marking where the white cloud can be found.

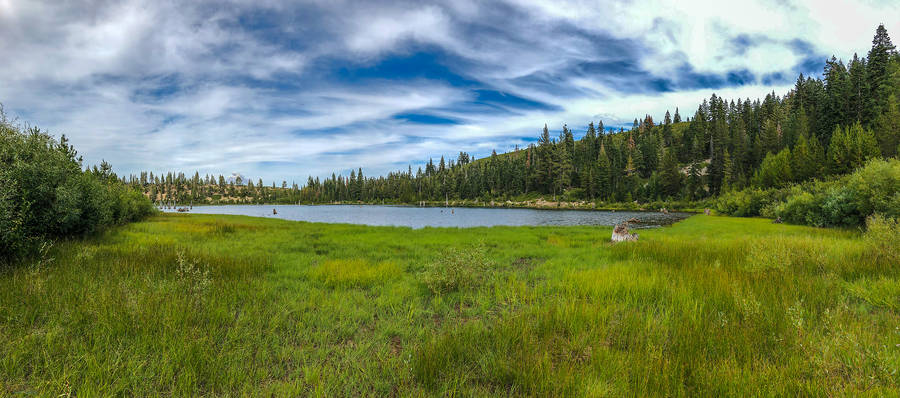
[1,0,898,183]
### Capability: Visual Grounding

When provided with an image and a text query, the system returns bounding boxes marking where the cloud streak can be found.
[0,0,897,182]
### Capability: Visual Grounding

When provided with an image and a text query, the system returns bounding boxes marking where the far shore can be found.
[158,199,708,214]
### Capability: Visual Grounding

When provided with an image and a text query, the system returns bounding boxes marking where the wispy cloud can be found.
[0,0,897,182]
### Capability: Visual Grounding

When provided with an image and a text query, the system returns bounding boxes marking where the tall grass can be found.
[1,213,897,395]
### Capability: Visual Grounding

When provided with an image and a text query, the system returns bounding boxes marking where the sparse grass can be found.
[1,213,898,396]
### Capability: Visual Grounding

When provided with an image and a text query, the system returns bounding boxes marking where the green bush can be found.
[0,113,155,264]
[422,243,493,295]
[715,188,782,217]
[864,214,900,266]
[722,159,900,227]
[776,159,900,227]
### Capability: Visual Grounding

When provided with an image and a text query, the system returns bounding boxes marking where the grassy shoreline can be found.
[2,214,897,395]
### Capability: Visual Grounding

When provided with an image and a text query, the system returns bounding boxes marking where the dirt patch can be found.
[511,256,546,269]
[390,336,403,356]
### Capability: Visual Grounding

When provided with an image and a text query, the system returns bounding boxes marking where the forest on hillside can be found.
[128,25,899,222]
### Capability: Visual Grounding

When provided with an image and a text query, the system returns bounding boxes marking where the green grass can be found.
[1,214,898,396]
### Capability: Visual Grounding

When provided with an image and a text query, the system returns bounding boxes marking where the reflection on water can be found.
[162,205,691,229]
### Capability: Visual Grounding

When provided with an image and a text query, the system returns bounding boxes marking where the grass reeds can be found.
[1,213,897,395]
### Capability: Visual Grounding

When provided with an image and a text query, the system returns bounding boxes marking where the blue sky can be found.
[1,0,898,183]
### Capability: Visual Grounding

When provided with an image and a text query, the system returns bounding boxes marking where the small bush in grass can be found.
[865,214,899,266]
[175,250,211,301]
[422,243,493,295]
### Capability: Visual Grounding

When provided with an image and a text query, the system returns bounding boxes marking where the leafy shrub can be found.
[715,188,782,217]
[722,158,900,227]
[776,159,900,227]
[422,243,493,295]
[0,110,155,264]
[175,250,211,302]
[864,214,899,266]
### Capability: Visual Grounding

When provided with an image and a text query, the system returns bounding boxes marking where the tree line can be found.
[131,25,898,208]
[294,24,898,204]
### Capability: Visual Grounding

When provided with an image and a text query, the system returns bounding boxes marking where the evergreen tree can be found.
[554,130,573,195]
[828,125,853,174]
[848,54,869,123]
[873,94,900,157]
[867,24,897,120]
[851,122,881,163]
[658,148,682,198]
[755,148,793,188]
[721,149,734,191]
[595,144,612,200]
[823,56,850,134]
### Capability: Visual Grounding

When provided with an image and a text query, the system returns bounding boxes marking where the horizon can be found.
[1,0,898,185]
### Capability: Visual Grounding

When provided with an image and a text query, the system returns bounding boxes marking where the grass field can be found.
[1,214,898,396]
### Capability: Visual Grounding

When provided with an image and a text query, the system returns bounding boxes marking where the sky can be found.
[1,0,898,184]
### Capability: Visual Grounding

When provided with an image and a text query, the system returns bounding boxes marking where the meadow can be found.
[1,213,898,396]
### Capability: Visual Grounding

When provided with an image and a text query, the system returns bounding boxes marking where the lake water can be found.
[162,205,691,229]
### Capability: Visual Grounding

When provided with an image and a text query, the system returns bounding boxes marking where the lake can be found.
[162,205,691,229]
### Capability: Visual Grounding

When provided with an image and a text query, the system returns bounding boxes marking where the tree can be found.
[828,125,853,174]
[595,144,612,200]
[755,148,793,188]
[867,24,897,120]
[823,56,850,134]
[760,118,781,155]
[790,125,824,183]
[658,148,682,198]
[554,131,573,195]
[873,94,900,157]
[848,54,869,123]
[851,122,881,163]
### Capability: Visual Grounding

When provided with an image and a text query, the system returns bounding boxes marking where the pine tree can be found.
[595,144,612,200]
[823,56,850,134]
[720,149,734,191]
[874,94,900,157]
[535,124,554,193]
[554,132,573,195]
[828,125,853,174]
[658,148,682,198]
[761,118,781,155]
[851,122,881,162]
[791,133,815,182]
[848,54,869,123]
[867,24,897,120]
[755,148,793,188]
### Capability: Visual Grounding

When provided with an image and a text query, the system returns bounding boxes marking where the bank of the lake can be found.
[2,214,897,396]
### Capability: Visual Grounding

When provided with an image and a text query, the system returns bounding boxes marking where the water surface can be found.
[163,205,690,229]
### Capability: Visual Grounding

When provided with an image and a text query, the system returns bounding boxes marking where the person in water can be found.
[273,208,277,215]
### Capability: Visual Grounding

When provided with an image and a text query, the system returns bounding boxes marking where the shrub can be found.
[175,250,211,303]
[864,214,899,266]
[775,159,900,227]
[0,110,155,264]
[716,188,782,217]
[422,243,493,295]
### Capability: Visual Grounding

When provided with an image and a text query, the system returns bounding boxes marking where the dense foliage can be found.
[0,110,155,263]
[719,158,900,227]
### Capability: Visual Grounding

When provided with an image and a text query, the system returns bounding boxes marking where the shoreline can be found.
[160,200,708,214]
